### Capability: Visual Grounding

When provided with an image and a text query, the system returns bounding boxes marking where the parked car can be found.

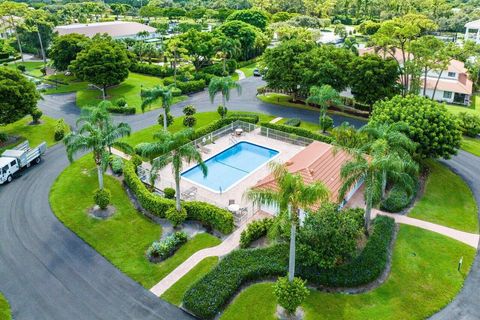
[253,68,261,77]
[0,141,47,184]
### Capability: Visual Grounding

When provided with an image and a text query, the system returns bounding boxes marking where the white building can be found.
[54,21,157,40]
[465,19,480,44]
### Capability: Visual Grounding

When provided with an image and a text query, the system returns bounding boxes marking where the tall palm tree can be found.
[137,129,207,212]
[208,76,242,110]
[245,162,330,281]
[64,102,131,190]
[141,85,173,130]
[306,85,342,133]
[360,122,418,198]
[216,37,241,75]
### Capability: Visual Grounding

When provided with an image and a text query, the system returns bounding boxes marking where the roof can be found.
[0,157,13,168]
[54,21,156,38]
[424,76,473,95]
[253,141,354,206]
[465,19,480,29]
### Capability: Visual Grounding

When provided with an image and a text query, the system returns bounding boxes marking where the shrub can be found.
[457,112,480,137]
[240,217,274,248]
[93,188,111,209]
[381,184,413,212]
[163,187,175,199]
[202,60,237,76]
[183,201,234,234]
[194,71,214,85]
[158,113,174,127]
[17,65,26,73]
[116,97,127,107]
[217,105,227,118]
[284,118,301,127]
[319,115,334,132]
[106,105,136,114]
[131,154,143,168]
[170,86,183,97]
[0,132,7,142]
[129,63,174,77]
[166,206,188,227]
[260,122,333,144]
[183,105,196,116]
[273,276,309,315]
[227,112,259,123]
[183,115,197,127]
[176,79,206,94]
[110,156,124,175]
[146,231,188,262]
[30,108,43,123]
[54,118,69,141]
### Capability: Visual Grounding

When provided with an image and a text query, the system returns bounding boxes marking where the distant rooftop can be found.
[54,21,156,38]
[465,19,480,29]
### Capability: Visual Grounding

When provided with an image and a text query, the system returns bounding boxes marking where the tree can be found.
[0,68,40,126]
[18,9,55,65]
[137,129,207,212]
[165,38,188,86]
[70,35,130,99]
[334,23,347,40]
[0,1,29,62]
[178,30,218,71]
[226,8,270,31]
[64,101,131,190]
[141,86,174,130]
[306,85,341,133]
[215,36,241,75]
[371,95,461,159]
[349,54,401,105]
[297,203,363,268]
[208,76,242,109]
[110,3,131,19]
[246,162,330,281]
[49,34,90,71]
[273,276,309,316]
[218,20,267,61]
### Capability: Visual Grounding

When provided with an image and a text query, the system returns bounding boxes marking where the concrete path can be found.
[235,69,246,80]
[269,117,283,123]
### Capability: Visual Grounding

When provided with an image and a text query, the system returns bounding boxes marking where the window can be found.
[447,72,456,77]
[2,166,7,174]
[10,160,16,167]
[443,91,453,99]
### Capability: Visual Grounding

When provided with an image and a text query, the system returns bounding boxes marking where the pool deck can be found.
[145,129,304,220]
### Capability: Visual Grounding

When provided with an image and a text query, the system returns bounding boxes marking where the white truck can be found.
[0,141,47,184]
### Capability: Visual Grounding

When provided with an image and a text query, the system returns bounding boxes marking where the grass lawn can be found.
[409,160,478,234]
[161,256,219,306]
[0,115,61,152]
[446,95,480,117]
[121,111,276,147]
[277,118,321,132]
[6,61,44,77]
[0,293,11,320]
[220,225,475,320]
[50,156,221,288]
[239,63,257,78]
[461,137,480,157]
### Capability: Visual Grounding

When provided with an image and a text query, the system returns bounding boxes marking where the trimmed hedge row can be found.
[163,78,206,94]
[260,122,333,144]
[191,116,258,140]
[202,60,237,76]
[183,216,395,319]
[239,217,274,248]
[284,118,301,127]
[129,63,174,77]
[106,105,136,114]
[123,161,234,234]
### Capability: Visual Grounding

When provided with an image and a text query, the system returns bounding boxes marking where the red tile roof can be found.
[54,21,156,38]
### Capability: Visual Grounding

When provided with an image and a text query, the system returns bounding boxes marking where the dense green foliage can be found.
[457,112,480,138]
[49,33,90,71]
[239,217,274,248]
[283,118,301,127]
[54,118,69,141]
[129,63,174,77]
[227,8,270,30]
[146,231,188,262]
[93,188,111,209]
[371,95,462,159]
[110,156,124,175]
[166,206,187,227]
[273,276,309,314]
[381,184,414,212]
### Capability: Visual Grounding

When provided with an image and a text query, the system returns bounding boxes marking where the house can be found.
[465,19,480,44]
[53,21,157,40]
[359,47,473,105]
[253,141,363,216]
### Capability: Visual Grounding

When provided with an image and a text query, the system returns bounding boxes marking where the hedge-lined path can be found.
[150,212,270,297]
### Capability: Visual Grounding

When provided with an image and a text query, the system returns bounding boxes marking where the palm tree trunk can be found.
[36,27,46,68]
[173,50,177,87]
[432,69,444,100]
[175,173,181,212]
[423,67,428,96]
[163,108,168,130]
[222,94,226,109]
[365,191,372,233]
[288,220,296,282]
[11,17,24,63]
[102,85,106,100]
[97,165,104,190]
[381,169,387,199]
[223,57,226,75]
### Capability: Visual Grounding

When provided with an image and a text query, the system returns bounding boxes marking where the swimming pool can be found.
[181,141,279,193]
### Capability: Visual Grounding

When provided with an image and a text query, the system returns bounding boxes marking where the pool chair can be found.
[181,187,197,200]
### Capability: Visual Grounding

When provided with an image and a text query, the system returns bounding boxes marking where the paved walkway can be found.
[269,117,283,123]
[235,69,246,80]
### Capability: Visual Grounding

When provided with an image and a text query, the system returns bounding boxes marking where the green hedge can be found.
[260,122,333,143]
[163,78,206,94]
[146,231,188,262]
[123,161,234,234]
[284,118,301,127]
[106,105,136,114]
[240,217,274,248]
[202,60,237,76]
[381,185,413,213]
[129,63,174,77]
[191,116,258,140]
[183,216,395,319]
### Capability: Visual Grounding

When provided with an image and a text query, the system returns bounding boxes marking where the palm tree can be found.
[306,85,342,133]
[165,38,188,86]
[64,102,131,190]
[245,162,330,281]
[137,129,207,212]
[360,122,418,199]
[141,85,173,130]
[216,37,241,75]
[208,76,242,111]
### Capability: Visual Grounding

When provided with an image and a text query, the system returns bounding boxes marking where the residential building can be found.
[54,21,157,40]
[359,47,473,105]
[465,19,480,44]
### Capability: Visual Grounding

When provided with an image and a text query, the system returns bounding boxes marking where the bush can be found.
[30,108,43,123]
[319,115,334,132]
[183,105,196,116]
[129,63,174,77]
[381,184,413,212]
[457,112,480,137]
[227,112,259,123]
[0,132,7,143]
[106,105,136,114]
[110,156,124,175]
[183,201,234,234]
[284,118,301,127]
[93,188,111,210]
[17,65,26,73]
[176,79,206,94]
[240,217,274,248]
[183,115,197,127]
[194,71,215,85]
[116,97,127,107]
[163,187,175,199]
[217,105,227,118]
[54,118,69,141]
[273,276,309,315]
[158,113,174,127]
[202,60,237,76]
[166,206,188,227]
[260,122,333,144]
[146,231,188,262]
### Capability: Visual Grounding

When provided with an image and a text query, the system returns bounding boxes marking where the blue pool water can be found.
[181,141,279,192]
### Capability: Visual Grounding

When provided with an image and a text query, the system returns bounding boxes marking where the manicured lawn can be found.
[0,293,11,320]
[409,160,478,234]
[220,225,475,320]
[277,118,321,132]
[50,156,221,288]
[121,111,276,147]
[0,115,61,152]
[6,61,44,77]
[461,137,480,157]
[239,63,257,78]
[161,256,219,306]
[446,95,480,117]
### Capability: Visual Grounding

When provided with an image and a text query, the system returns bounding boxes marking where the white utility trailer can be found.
[0,141,47,184]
